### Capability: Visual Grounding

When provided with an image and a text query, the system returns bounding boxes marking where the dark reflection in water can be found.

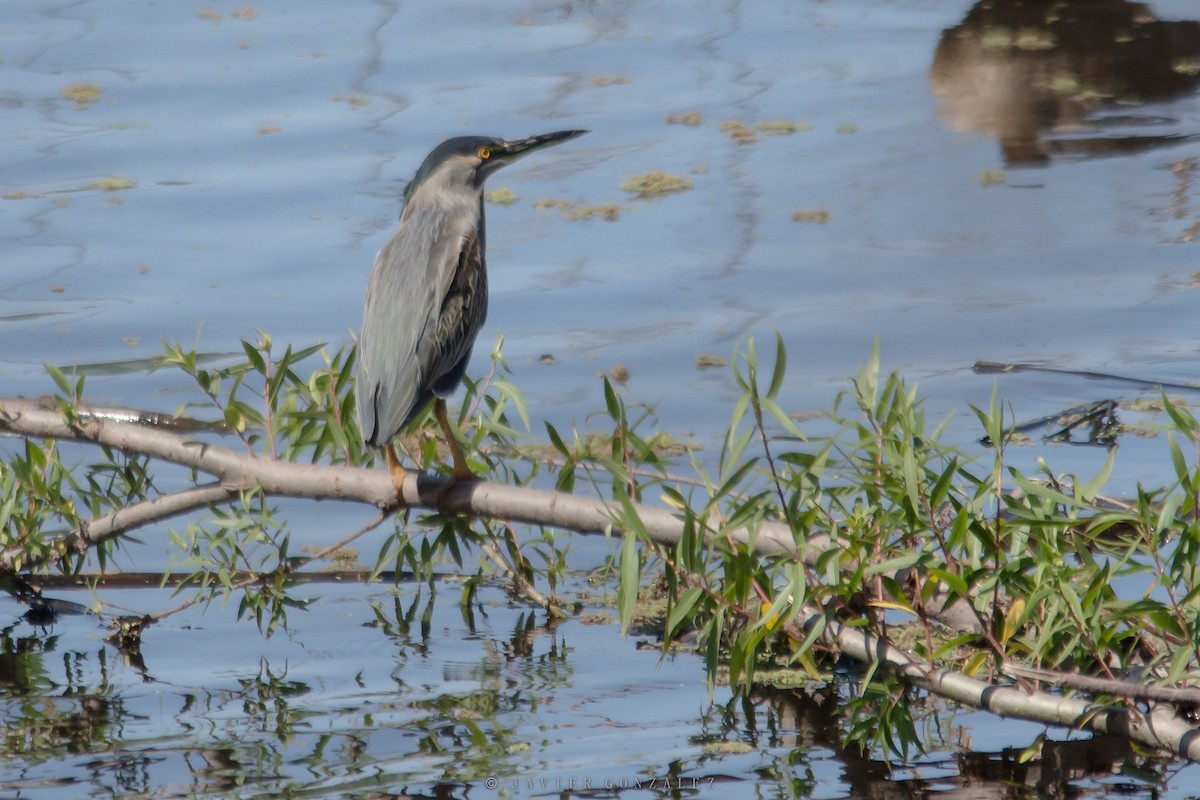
[0,626,124,795]
[0,596,1182,799]
[930,0,1200,164]
[0,598,564,798]
[731,687,1163,799]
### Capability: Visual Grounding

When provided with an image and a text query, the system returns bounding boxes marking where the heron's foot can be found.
[434,472,475,509]
[384,446,409,506]
[433,448,478,507]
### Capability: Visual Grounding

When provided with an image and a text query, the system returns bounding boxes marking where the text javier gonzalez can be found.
[484,776,717,792]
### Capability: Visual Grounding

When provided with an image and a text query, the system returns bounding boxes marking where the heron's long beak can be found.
[497,129,589,160]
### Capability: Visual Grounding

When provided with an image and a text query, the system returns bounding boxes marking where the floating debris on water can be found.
[720,120,757,145]
[791,209,830,223]
[621,172,693,198]
[667,111,704,127]
[977,169,1007,186]
[86,177,135,192]
[62,83,101,109]
[756,120,813,135]
[533,199,621,221]
[568,203,621,221]
[485,188,519,206]
[600,365,630,384]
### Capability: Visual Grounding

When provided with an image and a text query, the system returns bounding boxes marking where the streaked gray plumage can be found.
[356,130,588,462]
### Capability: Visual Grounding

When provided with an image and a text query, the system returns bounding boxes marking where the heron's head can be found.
[403,130,588,202]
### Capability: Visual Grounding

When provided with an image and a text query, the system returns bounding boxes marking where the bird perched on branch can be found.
[356,129,588,496]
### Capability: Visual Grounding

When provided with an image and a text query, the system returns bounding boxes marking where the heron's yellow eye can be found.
[478,147,491,159]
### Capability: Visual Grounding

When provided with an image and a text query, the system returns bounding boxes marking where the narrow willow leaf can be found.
[45,363,74,398]
[926,567,969,598]
[1000,597,1026,646]
[932,633,978,661]
[793,648,822,680]
[705,607,724,695]
[1168,433,1189,482]
[1009,473,1076,508]
[496,378,530,431]
[1161,391,1200,441]
[660,489,686,511]
[714,457,760,502]
[862,552,923,577]
[963,651,989,676]
[767,331,787,400]
[762,397,805,440]
[929,457,957,508]
[241,340,267,374]
[545,422,571,459]
[603,378,620,421]
[1080,448,1115,503]
[868,599,917,616]
[1017,734,1045,765]
[616,530,640,635]
[666,586,703,638]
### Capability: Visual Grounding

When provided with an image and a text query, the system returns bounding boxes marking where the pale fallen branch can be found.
[815,609,1200,760]
[0,396,982,628]
[0,395,804,566]
[13,396,1191,758]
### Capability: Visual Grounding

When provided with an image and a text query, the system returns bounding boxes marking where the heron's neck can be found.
[411,168,483,217]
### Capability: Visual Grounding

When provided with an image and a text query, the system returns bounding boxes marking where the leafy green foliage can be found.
[6,331,1200,760]
[587,339,1200,759]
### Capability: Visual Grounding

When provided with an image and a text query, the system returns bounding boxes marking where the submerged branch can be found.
[6,395,1197,758]
[820,609,1200,760]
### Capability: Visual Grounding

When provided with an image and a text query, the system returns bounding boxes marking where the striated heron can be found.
[356,129,588,495]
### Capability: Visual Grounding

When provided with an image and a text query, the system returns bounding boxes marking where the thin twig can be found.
[1002,663,1200,705]
[143,511,391,626]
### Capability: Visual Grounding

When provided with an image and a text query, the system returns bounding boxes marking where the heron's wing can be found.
[416,224,487,398]
[356,205,475,446]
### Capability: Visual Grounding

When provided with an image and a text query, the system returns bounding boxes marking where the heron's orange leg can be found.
[434,398,476,481]
[384,444,409,503]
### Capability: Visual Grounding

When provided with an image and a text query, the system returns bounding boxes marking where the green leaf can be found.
[241,340,267,374]
[1080,447,1115,503]
[603,378,620,421]
[43,364,84,402]
[1168,433,1189,482]
[929,458,957,507]
[666,586,703,638]
[927,567,969,599]
[1017,734,1045,765]
[545,422,571,459]
[767,331,787,400]
[762,396,805,440]
[616,530,640,635]
[1162,391,1200,442]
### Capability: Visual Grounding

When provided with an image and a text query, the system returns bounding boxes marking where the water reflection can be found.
[0,590,579,797]
[930,0,1200,163]
[0,587,1189,798]
[738,687,1164,799]
[0,625,124,793]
